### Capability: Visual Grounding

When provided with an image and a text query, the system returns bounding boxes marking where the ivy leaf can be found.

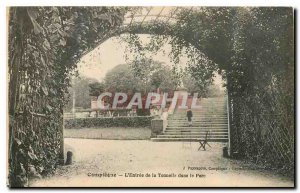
[33,51,39,59]
[14,138,22,146]
[27,9,43,35]
[41,86,48,96]
[46,105,53,112]
[43,39,51,50]
[58,29,68,37]
[59,38,66,46]
[97,13,110,21]
[19,163,26,175]
[40,56,46,67]
[28,151,38,160]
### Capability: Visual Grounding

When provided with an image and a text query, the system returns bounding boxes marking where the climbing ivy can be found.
[121,7,294,175]
[8,7,294,187]
[8,7,128,187]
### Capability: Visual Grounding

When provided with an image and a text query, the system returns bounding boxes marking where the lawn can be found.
[64,127,151,140]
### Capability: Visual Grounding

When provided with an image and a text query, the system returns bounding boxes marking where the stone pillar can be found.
[151,119,164,138]
[59,115,64,165]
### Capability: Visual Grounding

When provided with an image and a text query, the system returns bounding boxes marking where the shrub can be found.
[64,116,153,129]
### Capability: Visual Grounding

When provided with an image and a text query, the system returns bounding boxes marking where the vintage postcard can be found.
[7,6,294,187]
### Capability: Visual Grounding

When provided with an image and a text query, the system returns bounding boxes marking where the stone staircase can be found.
[151,97,228,142]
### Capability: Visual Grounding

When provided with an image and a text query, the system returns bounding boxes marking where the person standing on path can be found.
[187,107,193,126]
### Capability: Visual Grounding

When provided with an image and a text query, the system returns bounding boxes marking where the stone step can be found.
[174,113,226,115]
[157,135,228,138]
[168,121,227,123]
[167,128,228,130]
[174,109,226,112]
[166,125,227,128]
[165,131,228,134]
[175,106,226,108]
[175,106,226,109]
[193,104,226,106]
[168,120,227,126]
[170,115,227,117]
[169,116,228,118]
[168,120,227,123]
[168,122,228,124]
[167,125,228,128]
[151,97,228,143]
[168,124,227,126]
[175,111,226,113]
[165,130,228,133]
[171,116,227,118]
[168,122,227,124]
[199,101,226,103]
[172,111,227,114]
[172,113,227,116]
[168,122,228,125]
[166,129,228,133]
[166,128,227,131]
[164,132,228,135]
[169,119,227,121]
[151,138,228,142]
[168,119,227,122]
[174,109,226,111]
[171,113,227,116]
[157,132,228,138]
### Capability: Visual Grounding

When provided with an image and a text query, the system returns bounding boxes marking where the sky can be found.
[77,34,225,89]
[76,6,225,88]
[77,35,188,81]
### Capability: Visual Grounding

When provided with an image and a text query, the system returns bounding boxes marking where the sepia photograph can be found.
[6,5,294,188]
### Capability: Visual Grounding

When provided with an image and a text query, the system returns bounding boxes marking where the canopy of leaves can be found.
[89,81,105,97]
[8,7,294,186]
[103,59,178,95]
[8,7,128,187]
[64,76,99,111]
[121,7,294,173]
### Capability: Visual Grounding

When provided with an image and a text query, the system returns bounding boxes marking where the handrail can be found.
[226,93,231,157]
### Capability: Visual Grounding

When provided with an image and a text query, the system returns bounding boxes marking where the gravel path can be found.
[30,138,294,187]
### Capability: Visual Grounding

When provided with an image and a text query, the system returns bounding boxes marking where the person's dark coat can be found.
[187,110,193,122]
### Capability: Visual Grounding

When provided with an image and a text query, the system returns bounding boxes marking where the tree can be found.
[122,7,294,174]
[8,7,128,187]
[64,76,99,111]
[89,82,105,96]
[104,64,140,93]
[130,58,179,93]
[104,60,178,94]
[150,65,178,92]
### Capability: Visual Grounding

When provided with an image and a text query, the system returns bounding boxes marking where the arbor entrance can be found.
[8,7,294,187]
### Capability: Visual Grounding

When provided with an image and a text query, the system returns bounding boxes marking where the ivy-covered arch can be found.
[8,6,294,187]
[116,9,294,177]
[8,7,129,187]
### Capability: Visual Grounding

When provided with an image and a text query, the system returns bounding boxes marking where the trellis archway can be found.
[8,7,294,187]
[8,7,202,187]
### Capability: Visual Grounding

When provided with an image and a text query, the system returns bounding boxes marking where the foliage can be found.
[8,7,128,187]
[129,58,179,93]
[206,85,225,97]
[89,81,105,97]
[182,73,224,97]
[64,116,153,129]
[122,7,294,175]
[64,76,98,111]
[8,7,294,187]
[150,64,179,92]
[103,61,178,94]
[228,8,294,175]
[104,64,140,93]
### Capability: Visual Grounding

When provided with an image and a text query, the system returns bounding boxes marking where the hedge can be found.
[64,116,153,129]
